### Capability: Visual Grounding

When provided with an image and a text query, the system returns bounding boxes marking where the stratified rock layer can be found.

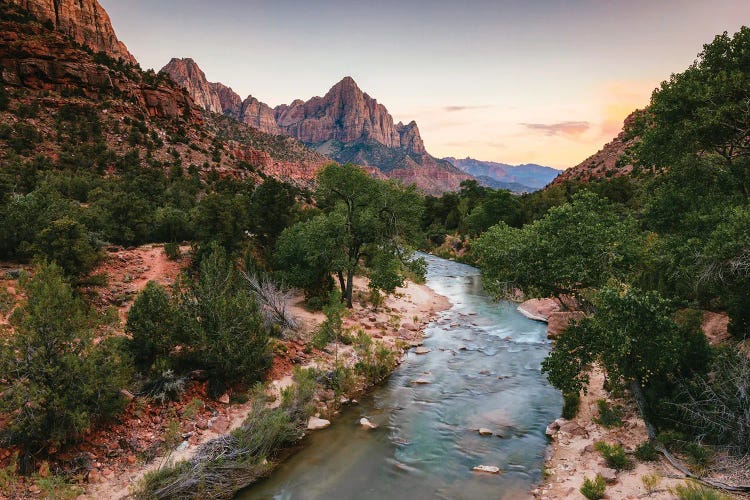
[6,0,136,64]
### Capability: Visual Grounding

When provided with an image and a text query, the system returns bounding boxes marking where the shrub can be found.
[593,399,624,428]
[641,473,661,495]
[580,475,606,500]
[353,331,396,385]
[177,245,270,386]
[164,242,181,261]
[594,441,633,471]
[670,482,731,500]
[562,392,580,419]
[31,217,101,277]
[0,263,129,453]
[635,440,660,461]
[312,291,345,349]
[126,281,178,372]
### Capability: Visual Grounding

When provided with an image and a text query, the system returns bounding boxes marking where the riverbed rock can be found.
[547,311,586,338]
[472,465,501,474]
[359,417,378,430]
[413,378,430,384]
[414,347,430,355]
[478,428,493,436]
[307,416,331,430]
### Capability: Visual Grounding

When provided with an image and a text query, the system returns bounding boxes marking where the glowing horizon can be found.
[100,0,750,170]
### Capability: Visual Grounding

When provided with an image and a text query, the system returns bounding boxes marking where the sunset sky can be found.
[100,0,750,170]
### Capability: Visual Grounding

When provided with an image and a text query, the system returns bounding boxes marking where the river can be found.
[242,254,561,499]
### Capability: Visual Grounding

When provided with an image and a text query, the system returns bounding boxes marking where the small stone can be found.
[599,467,618,484]
[218,393,230,404]
[413,378,430,384]
[478,428,493,436]
[176,440,189,452]
[472,465,501,474]
[119,389,135,401]
[210,415,230,434]
[87,470,102,483]
[307,416,331,430]
[414,347,430,355]
[359,417,378,430]
[126,454,137,465]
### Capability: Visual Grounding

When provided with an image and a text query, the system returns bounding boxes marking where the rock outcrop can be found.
[6,0,136,64]
[161,58,222,114]
[0,17,199,123]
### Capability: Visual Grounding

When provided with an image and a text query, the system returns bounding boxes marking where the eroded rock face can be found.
[274,76,423,153]
[7,0,136,64]
[161,58,222,114]
[238,96,281,135]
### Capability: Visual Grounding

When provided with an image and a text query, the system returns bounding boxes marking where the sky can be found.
[100,0,750,170]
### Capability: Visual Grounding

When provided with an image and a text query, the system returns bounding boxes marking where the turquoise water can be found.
[242,254,561,500]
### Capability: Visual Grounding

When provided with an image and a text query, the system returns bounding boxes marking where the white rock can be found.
[472,465,501,474]
[414,347,431,355]
[307,416,331,431]
[359,417,378,430]
[599,467,618,484]
[478,428,493,436]
[413,378,431,385]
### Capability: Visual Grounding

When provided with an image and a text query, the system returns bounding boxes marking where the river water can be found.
[242,254,561,499]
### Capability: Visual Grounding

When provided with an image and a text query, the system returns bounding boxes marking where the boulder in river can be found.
[478,428,493,436]
[307,416,331,431]
[413,378,431,385]
[359,417,378,430]
[472,465,501,474]
[414,347,430,355]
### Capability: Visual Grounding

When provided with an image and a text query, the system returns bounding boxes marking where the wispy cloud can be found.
[522,121,590,137]
[443,105,492,112]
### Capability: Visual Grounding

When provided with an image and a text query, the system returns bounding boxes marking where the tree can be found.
[541,286,710,426]
[126,281,178,372]
[0,263,129,453]
[474,191,642,304]
[176,245,270,387]
[275,164,424,307]
[31,217,101,277]
[247,178,299,257]
[632,27,750,198]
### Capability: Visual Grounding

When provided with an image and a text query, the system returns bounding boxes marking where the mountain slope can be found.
[552,113,637,185]
[6,0,136,64]
[160,61,470,194]
[445,157,560,192]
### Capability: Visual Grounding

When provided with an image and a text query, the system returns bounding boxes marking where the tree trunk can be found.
[337,271,346,301]
[345,270,354,308]
[629,379,656,440]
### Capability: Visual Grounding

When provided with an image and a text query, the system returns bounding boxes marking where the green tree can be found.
[475,191,642,303]
[126,281,178,372]
[541,286,710,427]
[176,245,270,385]
[247,178,299,257]
[0,263,129,452]
[275,164,424,307]
[31,217,101,276]
[631,27,750,197]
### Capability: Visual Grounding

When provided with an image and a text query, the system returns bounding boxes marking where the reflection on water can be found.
[242,254,561,500]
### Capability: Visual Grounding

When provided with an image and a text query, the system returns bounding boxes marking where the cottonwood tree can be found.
[275,164,424,308]
[474,191,642,306]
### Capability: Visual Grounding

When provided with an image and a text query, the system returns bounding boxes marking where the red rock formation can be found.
[274,76,421,152]
[6,0,136,64]
[210,82,242,116]
[237,96,281,135]
[553,112,638,184]
[161,58,222,114]
[0,18,199,123]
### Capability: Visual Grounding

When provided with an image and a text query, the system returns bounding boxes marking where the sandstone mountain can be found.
[0,2,328,188]
[6,0,136,64]
[552,113,638,185]
[161,60,469,193]
[445,157,560,192]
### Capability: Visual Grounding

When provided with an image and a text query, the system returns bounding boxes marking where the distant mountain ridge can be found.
[444,157,560,192]
[160,58,470,194]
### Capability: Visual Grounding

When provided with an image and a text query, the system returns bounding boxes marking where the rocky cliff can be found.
[161,58,222,114]
[553,113,638,185]
[274,76,426,154]
[6,0,136,64]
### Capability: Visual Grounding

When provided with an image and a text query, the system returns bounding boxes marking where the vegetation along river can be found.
[243,254,562,499]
